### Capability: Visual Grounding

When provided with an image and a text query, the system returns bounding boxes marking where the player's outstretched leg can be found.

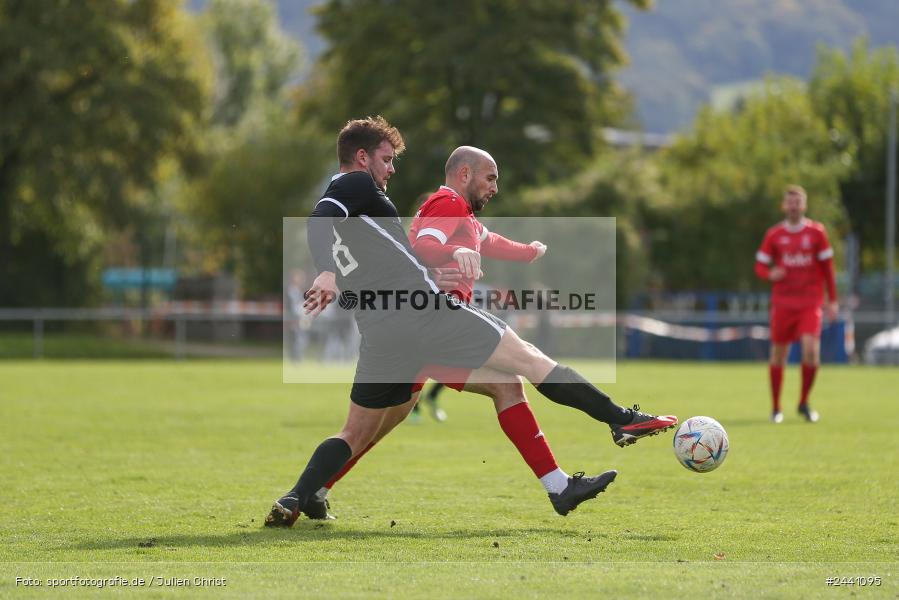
[538,369,676,447]
[468,370,618,516]
[607,404,680,447]
[484,328,677,446]
[548,470,618,516]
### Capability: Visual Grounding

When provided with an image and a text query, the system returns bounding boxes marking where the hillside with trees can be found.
[3,0,896,308]
[618,0,899,132]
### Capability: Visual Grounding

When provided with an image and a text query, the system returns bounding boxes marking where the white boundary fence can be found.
[0,307,896,362]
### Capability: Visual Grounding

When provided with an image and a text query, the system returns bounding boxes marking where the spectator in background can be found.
[285,269,309,362]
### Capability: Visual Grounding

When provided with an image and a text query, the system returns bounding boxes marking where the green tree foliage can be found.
[651,78,846,291]
[0,0,208,305]
[185,119,329,297]
[182,0,328,296]
[517,150,660,305]
[305,0,650,214]
[809,39,899,270]
[202,0,299,128]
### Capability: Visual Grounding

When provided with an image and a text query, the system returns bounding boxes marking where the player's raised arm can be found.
[480,224,544,263]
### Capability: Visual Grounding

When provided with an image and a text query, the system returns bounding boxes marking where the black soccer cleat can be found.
[548,470,618,516]
[303,495,336,520]
[610,404,678,447]
[264,494,301,528]
[798,404,819,423]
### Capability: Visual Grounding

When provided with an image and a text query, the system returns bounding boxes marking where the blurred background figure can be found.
[318,302,359,363]
[285,269,309,363]
[409,383,448,423]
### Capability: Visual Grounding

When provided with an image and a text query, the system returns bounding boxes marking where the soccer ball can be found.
[672,416,729,473]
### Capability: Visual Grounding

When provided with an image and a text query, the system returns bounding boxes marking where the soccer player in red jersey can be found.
[408,148,546,303]
[407,158,546,421]
[293,144,675,523]
[755,185,838,423]
[409,173,546,421]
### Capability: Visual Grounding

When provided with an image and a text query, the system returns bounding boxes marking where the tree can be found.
[651,78,847,292]
[201,0,300,129]
[304,0,650,214]
[0,0,208,306]
[809,38,899,272]
[180,0,328,297]
[516,149,660,306]
[185,118,329,297]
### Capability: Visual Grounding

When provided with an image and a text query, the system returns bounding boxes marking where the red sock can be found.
[324,442,375,489]
[769,365,783,413]
[497,402,558,478]
[800,363,818,407]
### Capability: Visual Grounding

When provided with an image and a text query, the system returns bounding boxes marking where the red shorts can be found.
[769,305,822,344]
[411,365,472,393]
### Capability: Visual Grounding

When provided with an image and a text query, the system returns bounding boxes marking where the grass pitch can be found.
[0,360,896,598]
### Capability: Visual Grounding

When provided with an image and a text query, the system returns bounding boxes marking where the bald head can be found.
[445,146,495,178]
[444,146,499,212]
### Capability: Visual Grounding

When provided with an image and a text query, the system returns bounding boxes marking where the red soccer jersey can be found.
[755,218,836,310]
[409,185,537,302]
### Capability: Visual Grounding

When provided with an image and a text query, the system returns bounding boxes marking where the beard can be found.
[465,183,487,212]
[368,167,387,192]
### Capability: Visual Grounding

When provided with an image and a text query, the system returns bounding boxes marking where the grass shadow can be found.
[73,525,595,552]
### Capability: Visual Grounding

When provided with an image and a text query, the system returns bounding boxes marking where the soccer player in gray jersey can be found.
[266,116,677,526]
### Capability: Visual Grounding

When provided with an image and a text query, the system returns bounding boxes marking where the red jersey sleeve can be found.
[816,225,837,301]
[480,224,538,262]
[754,228,776,281]
[410,195,467,265]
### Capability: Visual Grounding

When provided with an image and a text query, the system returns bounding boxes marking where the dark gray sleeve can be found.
[307,201,344,274]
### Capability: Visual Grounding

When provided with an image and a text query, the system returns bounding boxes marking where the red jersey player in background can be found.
[755,185,838,423]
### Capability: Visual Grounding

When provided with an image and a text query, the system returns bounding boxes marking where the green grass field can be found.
[0,360,896,598]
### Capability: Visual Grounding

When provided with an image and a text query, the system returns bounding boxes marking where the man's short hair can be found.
[337,116,405,166]
[784,184,807,199]
[337,115,406,165]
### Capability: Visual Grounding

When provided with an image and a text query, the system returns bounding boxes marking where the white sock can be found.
[539,468,570,495]
[315,487,329,501]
